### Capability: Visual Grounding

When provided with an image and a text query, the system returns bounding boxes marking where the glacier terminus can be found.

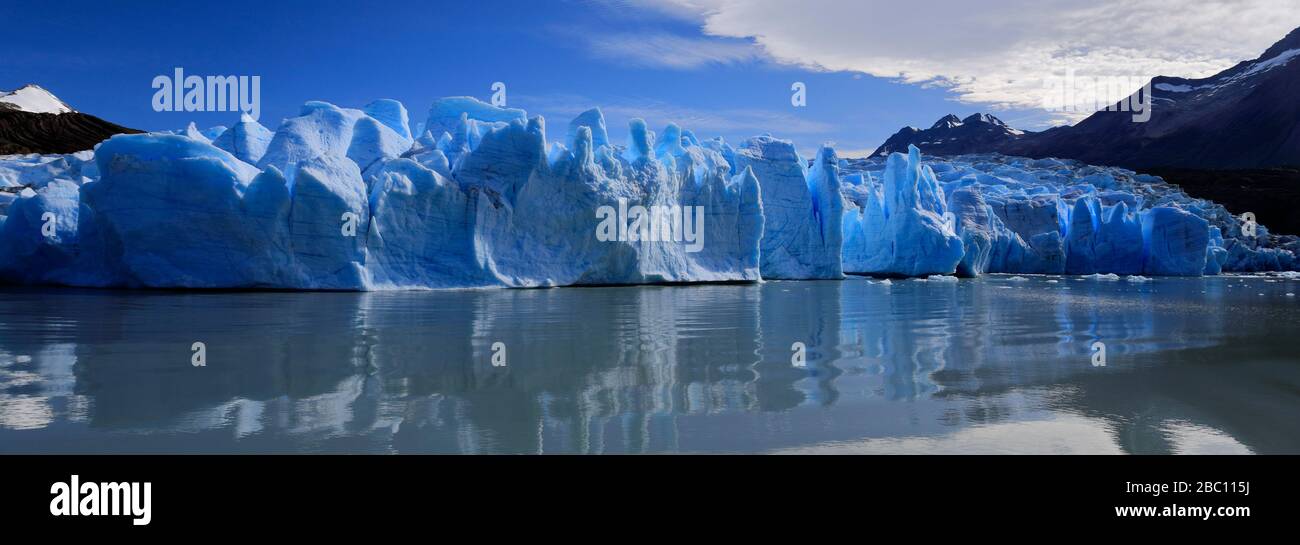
[0,96,1295,290]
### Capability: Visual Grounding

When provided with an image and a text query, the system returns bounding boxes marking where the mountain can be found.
[0,84,73,114]
[866,27,1300,234]
[1007,26,1300,169]
[0,84,141,155]
[871,113,1026,157]
[871,26,1300,170]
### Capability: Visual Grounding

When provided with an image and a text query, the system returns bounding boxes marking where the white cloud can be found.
[622,0,1300,120]
[580,31,766,69]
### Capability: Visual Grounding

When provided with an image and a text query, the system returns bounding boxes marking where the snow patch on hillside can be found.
[0,85,73,115]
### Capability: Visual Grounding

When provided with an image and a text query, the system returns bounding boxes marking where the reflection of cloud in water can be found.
[770,413,1130,455]
[0,396,53,430]
[0,343,84,430]
[1163,421,1252,455]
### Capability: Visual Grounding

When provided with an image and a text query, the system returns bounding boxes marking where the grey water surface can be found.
[1,274,1297,454]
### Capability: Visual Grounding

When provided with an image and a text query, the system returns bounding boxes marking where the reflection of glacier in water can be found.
[0,275,1297,454]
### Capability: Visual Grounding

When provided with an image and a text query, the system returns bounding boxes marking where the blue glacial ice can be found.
[1140,206,1210,276]
[839,150,1295,277]
[1,98,769,289]
[211,112,273,164]
[841,146,963,277]
[732,136,842,279]
[0,97,1295,290]
[0,179,81,284]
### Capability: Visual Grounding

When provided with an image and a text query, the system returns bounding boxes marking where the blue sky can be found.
[3,0,1297,157]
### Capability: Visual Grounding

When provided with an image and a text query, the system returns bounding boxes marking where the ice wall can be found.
[0,97,1292,290]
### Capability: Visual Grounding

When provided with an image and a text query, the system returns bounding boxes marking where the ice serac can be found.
[258,101,410,180]
[1064,197,1100,274]
[287,155,370,289]
[1141,206,1209,276]
[80,134,278,288]
[169,123,227,144]
[306,101,761,288]
[842,145,962,276]
[947,186,998,277]
[804,146,845,277]
[733,136,842,279]
[1065,195,1151,275]
[211,113,273,164]
[567,107,609,150]
[364,158,495,289]
[624,118,654,163]
[0,151,96,191]
[1095,201,1144,274]
[454,115,547,203]
[0,180,80,284]
[462,115,763,286]
[363,99,412,140]
[1205,226,1228,275]
[423,96,526,148]
[987,193,1065,273]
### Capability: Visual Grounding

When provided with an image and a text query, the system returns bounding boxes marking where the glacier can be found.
[211,112,273,164]
[0,96,1295,290]
[733,136,842,279]
[841,146,963,277]
[839,152,1294,277]
[0,97,764,289]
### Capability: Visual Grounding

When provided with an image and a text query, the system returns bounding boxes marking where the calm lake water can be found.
[1,275,1297,454]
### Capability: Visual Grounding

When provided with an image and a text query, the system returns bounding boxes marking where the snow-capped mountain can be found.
[0,84,139,155]
[0,84,74,114]
[872,113,1026,157]
[870,26,1300,170]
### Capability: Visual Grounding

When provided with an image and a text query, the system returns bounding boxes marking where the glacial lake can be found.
[1,274,1297,454]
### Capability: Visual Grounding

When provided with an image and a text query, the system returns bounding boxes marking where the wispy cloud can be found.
[612,0,1300,121]
[568,29,766,69]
